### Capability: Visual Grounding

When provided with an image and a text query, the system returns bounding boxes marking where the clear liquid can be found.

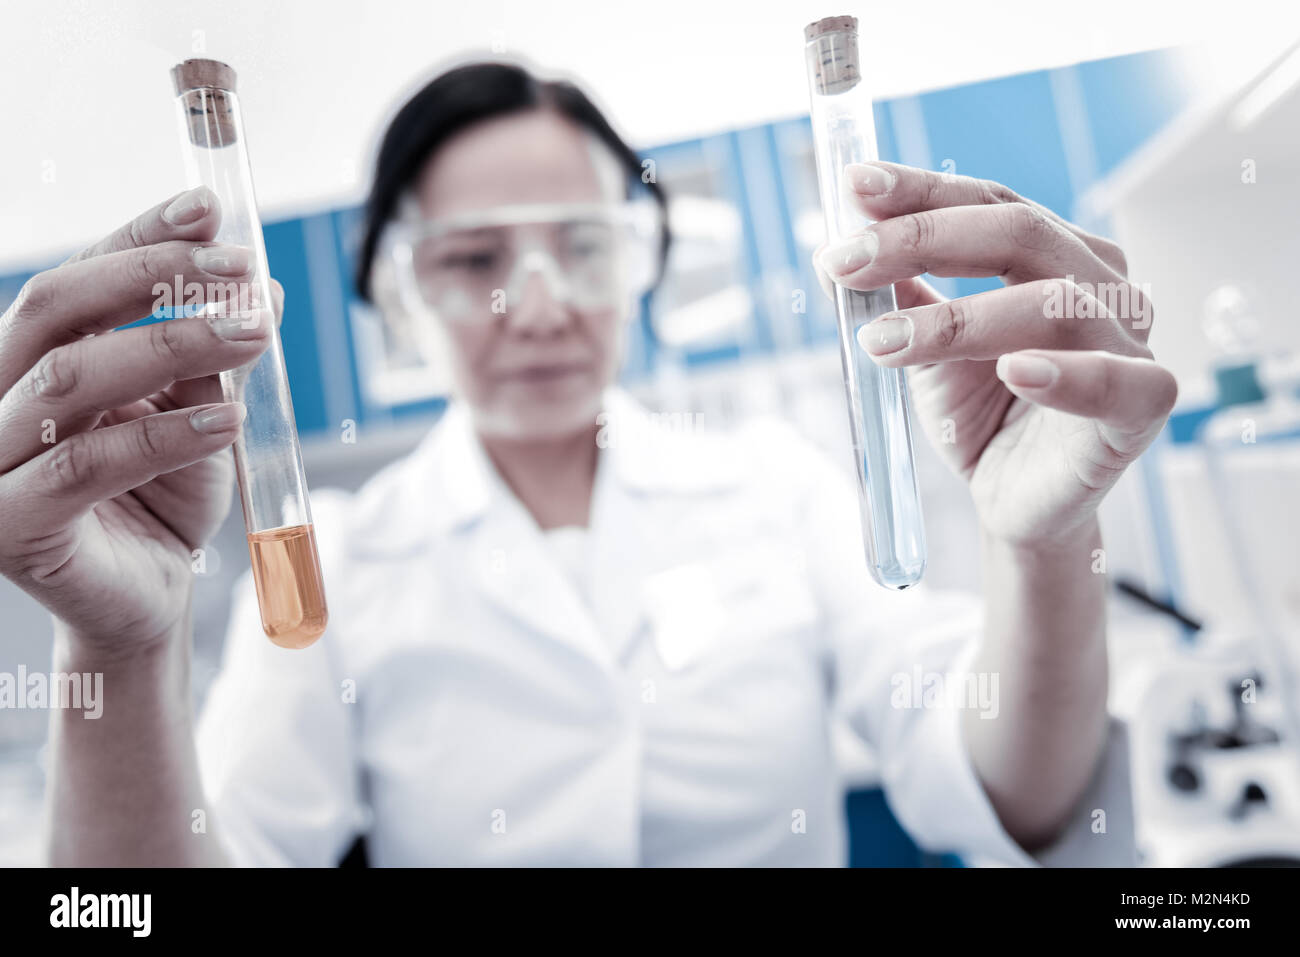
[806,76,927,589]
[836,284,926,588]
[247,524,329,648]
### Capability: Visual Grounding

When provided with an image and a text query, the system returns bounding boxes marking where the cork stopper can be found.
[804,16,861,95]
[171,58,237,94]
[803,15,857,43]
[172,59,239,146]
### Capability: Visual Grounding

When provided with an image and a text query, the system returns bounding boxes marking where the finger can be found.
[118,414,236,550]
[60,187,221,267]
[145,276,284,414]
[994,349,1178,454]
[0,240,261,395]
[894,270,1153,349]
[892,276,944,310]
[840,161,1129,277]
[845,170,1155,343]
[269,277,284,328]
[813,250,946,312]
[149,373,228,420]
[0,402,247,544]
[0,310,271,473]
[856,279,1146,367]
[812,243,837,302]
[152,276,283,421]
[95,395,236,549]
[818,202,1105,291]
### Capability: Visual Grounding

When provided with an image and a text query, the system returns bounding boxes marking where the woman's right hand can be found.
[0,187,278,656]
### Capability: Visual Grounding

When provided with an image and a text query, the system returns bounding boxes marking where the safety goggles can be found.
[385,199,662,325]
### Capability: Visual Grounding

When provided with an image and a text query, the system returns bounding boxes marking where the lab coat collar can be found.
[597,387,745,496]
[416,386,743,529]
[342,386,746,558]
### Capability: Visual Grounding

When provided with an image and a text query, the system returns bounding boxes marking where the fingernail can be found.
[193,244,252,277]
[997,353,1058,388]
[819,231,878,276]
[162,187,210,226]
[207,307,272,341]
[845,162,896,196]
[190,402,246,434]
[857,314,912,356]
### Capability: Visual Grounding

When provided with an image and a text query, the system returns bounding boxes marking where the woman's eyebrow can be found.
[433,226,504,242]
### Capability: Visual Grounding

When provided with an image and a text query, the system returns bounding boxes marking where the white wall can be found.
[1108,144,1300,401]
[1,0,1287,272]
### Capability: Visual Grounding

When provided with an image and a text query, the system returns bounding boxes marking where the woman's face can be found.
[412,108,630,441]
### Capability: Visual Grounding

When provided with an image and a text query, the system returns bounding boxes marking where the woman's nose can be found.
[504,263,569,334]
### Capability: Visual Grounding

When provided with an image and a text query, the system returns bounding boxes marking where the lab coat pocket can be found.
[640,544,820,672]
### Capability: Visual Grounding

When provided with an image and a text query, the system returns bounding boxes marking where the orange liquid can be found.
[246,524,329,649]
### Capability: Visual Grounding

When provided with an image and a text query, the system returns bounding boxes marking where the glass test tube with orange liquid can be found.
[171,59,328,649]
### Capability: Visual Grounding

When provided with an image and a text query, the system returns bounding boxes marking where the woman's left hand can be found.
[813,161,1178,548]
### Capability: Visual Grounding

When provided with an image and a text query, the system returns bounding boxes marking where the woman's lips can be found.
[496,363,591,383]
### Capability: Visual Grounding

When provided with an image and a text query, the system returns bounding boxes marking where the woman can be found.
[4,61,1175,866]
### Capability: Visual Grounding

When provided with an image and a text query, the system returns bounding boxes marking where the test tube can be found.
[171,59,328,647]
[803,17,926,589]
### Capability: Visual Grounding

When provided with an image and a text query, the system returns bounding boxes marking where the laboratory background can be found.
[2,0,1299,867]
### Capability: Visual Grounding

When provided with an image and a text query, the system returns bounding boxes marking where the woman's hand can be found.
[813,161,1177,548]
[0,187,278,655]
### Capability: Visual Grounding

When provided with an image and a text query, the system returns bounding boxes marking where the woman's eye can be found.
[566,229,612,260]
[440,250,500,272]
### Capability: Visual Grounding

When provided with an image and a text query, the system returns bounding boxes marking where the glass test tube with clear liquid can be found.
[804,17,926,589]
[172,59,328,648]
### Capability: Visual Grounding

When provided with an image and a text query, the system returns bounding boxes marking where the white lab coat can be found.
[196,387,1049,867]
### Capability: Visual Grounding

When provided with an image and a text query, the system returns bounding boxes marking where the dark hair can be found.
[354,59,671,303]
